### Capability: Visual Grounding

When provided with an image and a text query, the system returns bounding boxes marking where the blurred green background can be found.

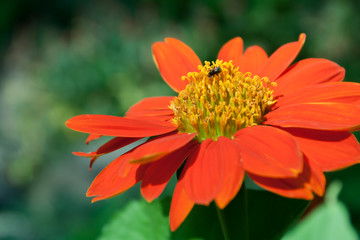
[0,0,359,239]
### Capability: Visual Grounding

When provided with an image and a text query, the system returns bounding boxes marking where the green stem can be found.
[240,183,249,240]
[216,206,230,240]
[216,183,249,240]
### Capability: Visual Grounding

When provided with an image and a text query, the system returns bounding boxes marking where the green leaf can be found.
[98,200,170,240]
[282,182,358,240]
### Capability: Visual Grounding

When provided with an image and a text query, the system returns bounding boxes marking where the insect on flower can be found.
[208,66,222,78]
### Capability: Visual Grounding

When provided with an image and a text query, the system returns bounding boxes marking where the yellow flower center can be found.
[170,60,277,142]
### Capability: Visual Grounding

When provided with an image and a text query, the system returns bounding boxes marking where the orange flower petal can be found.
[85,134,101,144]
[165,38,202,69]
[169,181,194,231]
[182,139,223,205]
[152,39,202,92]
[128,132,196,164]
[126,96,174,118]
[273,58,345,96]
[128,115,174,122]
[276,82,360,107]
[238,45,268,75]
[259,33,306,81]
[248,176,313,200]
[73,137,141,158]
[249,156,325,199]
[217,37,244,67]
[87,152,148,202]
[247,160,314,200]
[140,143,196,202]
[284,128,360,171]
[214,137,244,209]
[73,137,142,169]
[234,126,303,178]
[305,156,326,197]
[265,102,360,131]
[66,114,177,137]
[72,152,96,157]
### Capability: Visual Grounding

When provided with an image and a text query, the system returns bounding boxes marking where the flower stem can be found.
[216,183,249,240]
[240,183,249,240]
[216,206,230,240]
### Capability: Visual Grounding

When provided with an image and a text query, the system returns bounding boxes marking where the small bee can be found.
[208,66,222,78]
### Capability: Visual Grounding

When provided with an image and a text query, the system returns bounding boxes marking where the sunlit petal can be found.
[259,33,306,81]
[152,39,201,92]
[66,114,177,137]
[217,37,244,67]
[234,126,303,178]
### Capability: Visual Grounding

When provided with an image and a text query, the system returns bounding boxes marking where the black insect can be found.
[208,66,222,78]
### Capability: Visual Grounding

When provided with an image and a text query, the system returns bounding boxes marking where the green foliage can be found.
[282,182,358,240]
[97,183,358,240]
[170,186,308,240]
[98,200,170,240]
[107,185,308,240]
[1,0,360,239]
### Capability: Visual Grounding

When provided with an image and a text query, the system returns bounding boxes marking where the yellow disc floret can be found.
[170,60,277,142]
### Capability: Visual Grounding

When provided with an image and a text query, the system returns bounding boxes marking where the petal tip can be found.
[299,33,306,44]
[170,221,179,232]
[232,36,243,42]
[215,200,227,210]
[65,120,71,127]
[141,194,154,203]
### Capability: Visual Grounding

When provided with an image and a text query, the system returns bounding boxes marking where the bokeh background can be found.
[0,0,360,239]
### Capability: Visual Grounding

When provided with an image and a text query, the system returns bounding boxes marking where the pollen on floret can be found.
[170,60,277,142]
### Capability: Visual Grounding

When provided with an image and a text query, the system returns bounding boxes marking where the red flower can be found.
[66,34,360,230]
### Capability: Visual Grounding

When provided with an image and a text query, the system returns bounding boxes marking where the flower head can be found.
[66,34,360,231]
[170,59,277,141]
